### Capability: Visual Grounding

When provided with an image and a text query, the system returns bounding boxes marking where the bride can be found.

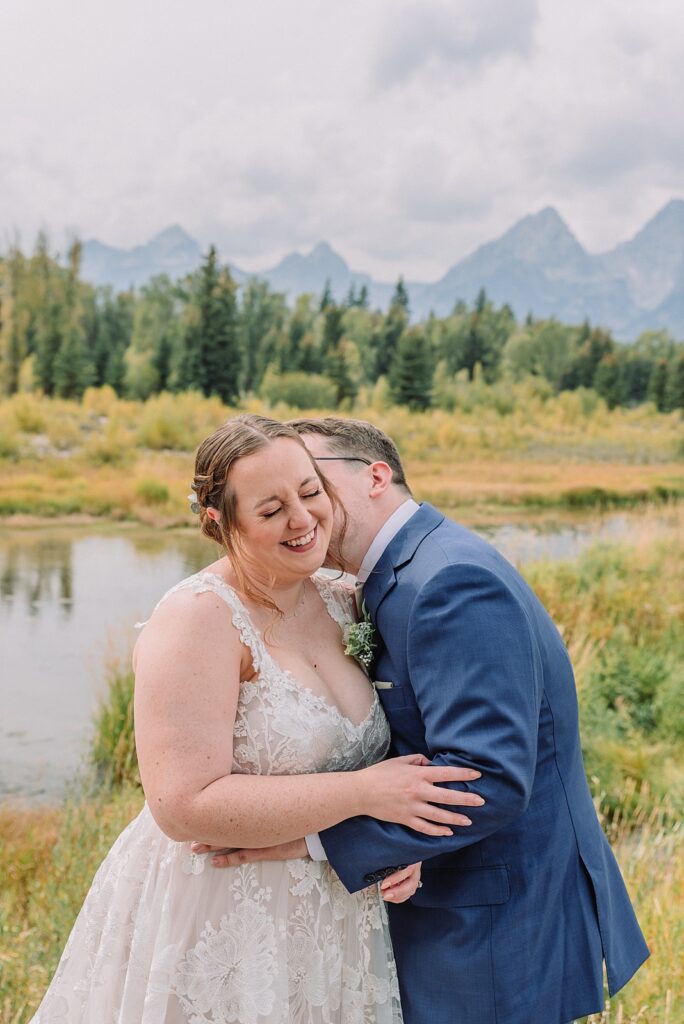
[31,415,481,1024]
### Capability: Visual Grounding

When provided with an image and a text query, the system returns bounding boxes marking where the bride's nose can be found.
[287,499,313,530]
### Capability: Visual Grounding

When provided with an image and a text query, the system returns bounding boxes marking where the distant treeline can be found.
[1,236,683,412]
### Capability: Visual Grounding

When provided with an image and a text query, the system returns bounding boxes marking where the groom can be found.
[204,416,649,1024]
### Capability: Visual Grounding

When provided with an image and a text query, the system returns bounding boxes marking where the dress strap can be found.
[136,572,270,674]
[311,573,355,632]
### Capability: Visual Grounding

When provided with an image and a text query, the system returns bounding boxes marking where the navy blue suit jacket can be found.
[321,504,648,1024]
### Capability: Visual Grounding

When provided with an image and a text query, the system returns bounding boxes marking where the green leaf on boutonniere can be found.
[343,608,376,669]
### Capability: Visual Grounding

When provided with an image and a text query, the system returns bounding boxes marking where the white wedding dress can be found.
[31,572,402,1024]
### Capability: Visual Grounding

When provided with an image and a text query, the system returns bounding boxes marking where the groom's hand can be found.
[190,837,309,867]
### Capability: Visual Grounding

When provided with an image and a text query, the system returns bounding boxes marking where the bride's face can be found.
[229,438,333,584]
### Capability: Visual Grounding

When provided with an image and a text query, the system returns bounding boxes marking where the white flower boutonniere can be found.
[343,606,376,669]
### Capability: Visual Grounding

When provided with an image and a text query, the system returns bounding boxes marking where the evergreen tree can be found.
[52,323,94,397]
[319,279,333,312]
[622,352,652,405]
[326,343,357,406]
[321,304,344,358]
[357,284,369,310]
[374,284,410,379]
[179,248,242,402]
[647,358,669,411]
[93,288,133,392]
[389,327,434,410]
[239,279,288,390]
[391,277,410,316]
[443,293,514,382]
[666,352,684,411]
[594,354,625,409]
[52,241,94,398]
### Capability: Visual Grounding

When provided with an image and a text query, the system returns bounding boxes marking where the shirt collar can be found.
[356,499,420,584]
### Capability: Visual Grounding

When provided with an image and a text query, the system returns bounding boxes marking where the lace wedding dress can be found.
[31,572,402,1024]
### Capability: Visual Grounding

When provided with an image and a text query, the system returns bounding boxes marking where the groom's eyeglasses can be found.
[314,456,372,465]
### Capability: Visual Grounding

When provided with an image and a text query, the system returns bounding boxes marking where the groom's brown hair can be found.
[288,417,412,494]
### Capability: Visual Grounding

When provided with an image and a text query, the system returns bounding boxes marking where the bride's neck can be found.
[221,557,310,616]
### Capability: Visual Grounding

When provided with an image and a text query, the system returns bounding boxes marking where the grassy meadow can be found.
[0,388,683,1022]
[0,387,682,524]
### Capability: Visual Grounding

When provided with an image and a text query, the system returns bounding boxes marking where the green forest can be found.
[1,236,683,412]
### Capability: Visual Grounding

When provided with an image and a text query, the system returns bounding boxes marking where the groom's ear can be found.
[368,461,394,498]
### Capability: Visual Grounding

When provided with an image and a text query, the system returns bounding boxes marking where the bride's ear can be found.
[206,507,221,524]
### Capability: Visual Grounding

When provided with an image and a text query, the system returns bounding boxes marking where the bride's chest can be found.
[231,663,389,777]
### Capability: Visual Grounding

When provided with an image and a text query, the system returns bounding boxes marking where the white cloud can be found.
[0,0,683,279]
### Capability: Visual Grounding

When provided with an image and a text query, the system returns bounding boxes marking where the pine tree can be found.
[389,328,434,410]
[344,283,357,308]
[52,323,94,397]
[391,277,410,316]
[647,358,668,411]
[52,241,94,399]
[319,279,333,312]
[320,305,344,358]
[180,248,242,402]
[240,280,288,390]
[326,343,357,406]
[594,354,625,409]
[666,352,684,411]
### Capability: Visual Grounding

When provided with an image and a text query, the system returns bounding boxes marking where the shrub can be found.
[0,418,20,459]
[135,478,170,505]
[7,393,46,433]
[82,385,119,416]
[260,369,337,409]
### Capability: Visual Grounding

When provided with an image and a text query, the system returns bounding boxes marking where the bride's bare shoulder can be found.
[132,572,241,670]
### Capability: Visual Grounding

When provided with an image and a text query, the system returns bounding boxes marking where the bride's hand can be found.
[358,754,484,836]
[380,862,422,903]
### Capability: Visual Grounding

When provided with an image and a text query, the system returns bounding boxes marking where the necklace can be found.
[279,579,308,620]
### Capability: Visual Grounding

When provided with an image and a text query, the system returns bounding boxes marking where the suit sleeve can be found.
[320,563,543,892]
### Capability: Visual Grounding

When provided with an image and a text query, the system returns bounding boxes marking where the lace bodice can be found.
[153,571,391,776]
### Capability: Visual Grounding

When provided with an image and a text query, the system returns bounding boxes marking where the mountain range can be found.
[80,200,684,340]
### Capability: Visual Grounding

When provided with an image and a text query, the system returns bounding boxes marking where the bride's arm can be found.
[133,590,481,847]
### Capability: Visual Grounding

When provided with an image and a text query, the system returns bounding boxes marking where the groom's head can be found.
[288,417,412,574]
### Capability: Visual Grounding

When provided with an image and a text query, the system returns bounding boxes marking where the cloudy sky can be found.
[1,0,683,279]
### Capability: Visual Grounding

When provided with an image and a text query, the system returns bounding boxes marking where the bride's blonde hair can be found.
[192,414,345,613]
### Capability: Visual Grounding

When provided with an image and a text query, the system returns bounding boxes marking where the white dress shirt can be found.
[305,499,420,861]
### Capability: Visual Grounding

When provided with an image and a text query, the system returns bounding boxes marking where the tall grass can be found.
[0,390,682,523]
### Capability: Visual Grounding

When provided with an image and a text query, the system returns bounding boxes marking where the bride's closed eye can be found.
[261,489,322,518]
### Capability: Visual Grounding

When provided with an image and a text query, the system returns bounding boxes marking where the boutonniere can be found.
[343,605,376,669]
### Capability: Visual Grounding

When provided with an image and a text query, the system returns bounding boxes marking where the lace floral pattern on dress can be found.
[31,572,401,1024]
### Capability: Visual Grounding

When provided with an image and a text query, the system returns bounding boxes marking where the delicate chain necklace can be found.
[279,579,308,620]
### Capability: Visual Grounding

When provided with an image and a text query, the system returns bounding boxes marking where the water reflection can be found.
[0,510,674,802]
[0,527,219,802]
[0,535,74,616]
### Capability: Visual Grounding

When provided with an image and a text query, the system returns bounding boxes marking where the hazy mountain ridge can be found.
[80,201,684,339]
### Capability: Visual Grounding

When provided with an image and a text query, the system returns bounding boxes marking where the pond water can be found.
[0,510,662,801]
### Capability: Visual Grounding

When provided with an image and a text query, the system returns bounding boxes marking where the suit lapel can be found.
[362,503,444,620]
